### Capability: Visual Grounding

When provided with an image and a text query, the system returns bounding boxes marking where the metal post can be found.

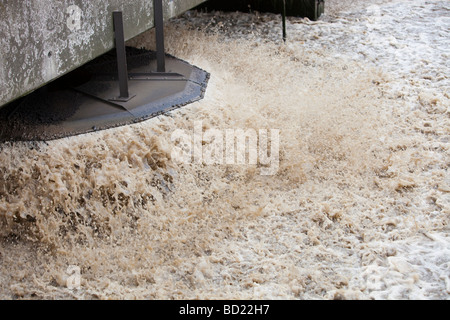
[282,0,287,42]
[112,11,132,101]
[154,0,166,72]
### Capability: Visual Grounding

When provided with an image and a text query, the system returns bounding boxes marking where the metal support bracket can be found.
[154,0,166,73]
[109,3,169,103]
[111,11,136,102]
[72,6,185,117]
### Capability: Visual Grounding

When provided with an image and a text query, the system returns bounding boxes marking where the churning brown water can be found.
[0,0,449,299]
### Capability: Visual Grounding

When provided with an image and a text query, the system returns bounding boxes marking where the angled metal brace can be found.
[154,0,166,73]
[111,11,136,102]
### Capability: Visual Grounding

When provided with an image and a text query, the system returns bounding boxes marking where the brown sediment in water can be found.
[0,1,449,300]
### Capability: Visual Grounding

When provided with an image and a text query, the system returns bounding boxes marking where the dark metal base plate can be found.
[0,48,209,142]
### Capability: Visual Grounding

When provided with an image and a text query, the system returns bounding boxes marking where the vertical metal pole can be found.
[113,11,130,100]
[154,0,166,72]
[282,0,287,42]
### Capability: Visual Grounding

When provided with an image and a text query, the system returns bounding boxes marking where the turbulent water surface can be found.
[0,0,449,299]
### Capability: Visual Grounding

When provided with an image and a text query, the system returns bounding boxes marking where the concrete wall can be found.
[0,0,206,108]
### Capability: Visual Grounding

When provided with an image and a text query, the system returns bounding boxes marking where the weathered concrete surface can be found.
[0,0,206,108]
